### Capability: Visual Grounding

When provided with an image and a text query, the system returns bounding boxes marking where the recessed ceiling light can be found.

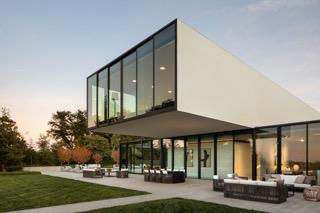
[300,138,305,142]
[168,90,172,94]
[160,66,166,70]
[132,79,136,83]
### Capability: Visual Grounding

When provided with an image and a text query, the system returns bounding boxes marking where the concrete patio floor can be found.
[12,171,320,213]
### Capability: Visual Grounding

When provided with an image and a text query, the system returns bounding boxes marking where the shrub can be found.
[72,147,91,164]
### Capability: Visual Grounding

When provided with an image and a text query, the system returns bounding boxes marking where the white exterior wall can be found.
[177,20,320,128]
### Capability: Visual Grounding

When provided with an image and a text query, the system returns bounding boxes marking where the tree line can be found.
[0,108,140,171]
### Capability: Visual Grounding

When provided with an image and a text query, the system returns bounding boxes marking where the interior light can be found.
[300,138,304,142]
[160,66,166,70]
[132,80,136,83]
[168,90,172,94]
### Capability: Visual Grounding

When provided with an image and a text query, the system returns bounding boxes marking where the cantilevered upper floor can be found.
[87,19,320,137]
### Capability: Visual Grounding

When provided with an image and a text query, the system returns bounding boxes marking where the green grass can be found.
[0,174,147,212]
[85,198,266,213]
[0,171,41,176]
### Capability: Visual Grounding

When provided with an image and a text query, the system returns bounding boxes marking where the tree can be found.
[36,134,50,151]
[0,108,27,171]
[93,153,103,164]
[72,147,91,164]
[57,148,72,165]
[47,110,88,149]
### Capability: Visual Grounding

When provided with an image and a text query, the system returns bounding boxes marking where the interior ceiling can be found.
[93,111,249,138]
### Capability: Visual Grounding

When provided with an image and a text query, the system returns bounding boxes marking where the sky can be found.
[1,0,320,144]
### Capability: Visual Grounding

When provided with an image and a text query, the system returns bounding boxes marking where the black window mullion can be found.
[198,135,201,179]
[277,127,282,174]
[96,74,99,127]
[306,124,309,174]
[214,134,217,175]
[152,38,155,109]
[252,129,257,180]
[184,137,187,177]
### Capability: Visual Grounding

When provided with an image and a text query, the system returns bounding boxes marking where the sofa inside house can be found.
[264,174,316,191]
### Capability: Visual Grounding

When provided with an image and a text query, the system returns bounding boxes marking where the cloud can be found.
[247,0,319,14]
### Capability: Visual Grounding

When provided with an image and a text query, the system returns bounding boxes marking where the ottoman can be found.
[304,186,320,201]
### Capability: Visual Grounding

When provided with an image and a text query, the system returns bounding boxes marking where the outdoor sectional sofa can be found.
[264,174,316,191]
[144,169,185,183]
[224,179,287,204]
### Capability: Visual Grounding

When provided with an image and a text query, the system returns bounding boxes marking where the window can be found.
[234,131,253,179]
[143,141,151,169]
[120,143,127,169]
[137,40,153,115]
[186,136,198,178]
[109,62,121,120]
[98,69,108,123]
[87,74,97,127]
[282,125,307,174]
[308,123,320,180]
[217,134,233,176]
[154,24,176,108]
[200,135,214,179]
[162,139,172,169]
[256,128,277,180]
[123,52,137,119]
[153,140,161,169]
[174,139,185,171]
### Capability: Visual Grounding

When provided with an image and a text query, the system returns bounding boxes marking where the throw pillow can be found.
[294,175,305,184]
[304,176,315,184]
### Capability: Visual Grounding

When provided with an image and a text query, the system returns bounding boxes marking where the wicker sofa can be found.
[264,174,316,191]
[224,179,287,203]
[144,169,185,183]
[83,168,104,178]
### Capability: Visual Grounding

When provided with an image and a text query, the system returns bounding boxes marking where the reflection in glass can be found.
[137,40,153,115]
[154,24,176,108]
[282,125,306,174]
[234,132,253,179]
[153,140,161,169]
[120,143,127,169]
[162,139,172,170]
[256,128,277,180]
[109,62,121,120]
[87,74,97,127]
[123,52,137,119]
[143,141,151,169]
[217,134,233,176]
[200,135,214,179]
[308,123,320,183]
[98,69,108,122]
[174,139,185,171]
[186,136,198,178]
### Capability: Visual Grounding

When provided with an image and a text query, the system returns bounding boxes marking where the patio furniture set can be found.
[144,169,185,183]
[213,173,319,203]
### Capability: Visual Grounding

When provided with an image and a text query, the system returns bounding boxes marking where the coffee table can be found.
[286,184,295,197]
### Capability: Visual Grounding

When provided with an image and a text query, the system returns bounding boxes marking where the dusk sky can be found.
[1,0,320,144]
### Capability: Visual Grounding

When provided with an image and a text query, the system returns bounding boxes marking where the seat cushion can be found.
[294,175,305,184]
[224,179,240,184]
[239,180,257,185]
[304,176,315,184]
[256,181,277,187]
[294,183,311,188]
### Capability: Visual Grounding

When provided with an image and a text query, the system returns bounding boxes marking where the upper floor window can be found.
[87,74,97,127]
[98,69,108,123]
[123,52,137,119]
[109,62,121,121]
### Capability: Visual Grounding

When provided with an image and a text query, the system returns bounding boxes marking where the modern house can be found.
[87,19,320,182]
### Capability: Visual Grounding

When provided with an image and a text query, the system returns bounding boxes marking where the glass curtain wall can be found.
[217,134,233,176]
[120,143,127,169]
[281,125,307,174]
[234,131,253,179]
[153,140,161,169]
[162,139,172,170]
[200,135,214,179]
[142,141,151,169]
[308,123,320,184]
[137,40,153,115]
[186,136,198,178]
[154,24,176,108]
[174,139,185,171]
[87,75,97,127]
[97,69,108,123]
[109,62,121,120]
[123,52,137,119]
[256,128,277,180]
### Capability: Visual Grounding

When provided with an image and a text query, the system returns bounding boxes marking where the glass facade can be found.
[282,124,307,174]
[87,22,176,128]
[153,140,161,169]
[97,69,108,123]
[186,136,198,178]
[143,141,151,169]
[123,52,137,119]
[162,139,172,170]
[256,128,277,180]
[137,40,153,115]
[234,131,253,179]
[154,24,176,108]
[308,123,320,184]
[87,75,97,128]
[174,139,185,171]
[201,135,214,179]
[217,134,233,176]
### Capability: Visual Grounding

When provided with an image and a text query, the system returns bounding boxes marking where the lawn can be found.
[0,173,147,212]
[85,198,266,213]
